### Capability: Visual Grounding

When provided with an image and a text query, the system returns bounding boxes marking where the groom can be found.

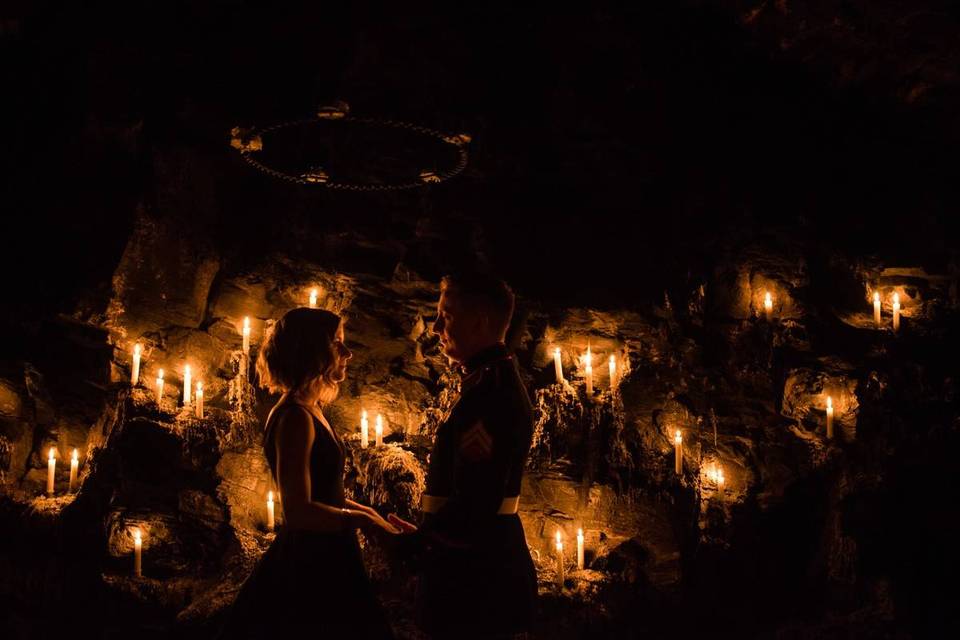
[390,273,537,638]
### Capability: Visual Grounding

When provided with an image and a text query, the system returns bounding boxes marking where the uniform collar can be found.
[462,342,510,374]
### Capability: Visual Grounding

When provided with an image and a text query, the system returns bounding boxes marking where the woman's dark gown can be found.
[217,403,393,638]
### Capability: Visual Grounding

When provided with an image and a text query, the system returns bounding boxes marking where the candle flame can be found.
[375,414,383,433]
[554,347,561,358]
[243,316,250,331]
[72,448,78,462]
[267,490,274,503]
[674,430,682,445]
[309,288,319,307]
[361,409,367,420]
[134,343,141,357]
[158,368,164,380]
[717,468,725,485]
[764,291,772,306]
[578,528,583,538]
[555,530,562,545]
[893,292,900,305]
[196,381,203,392]
[826,395,832,409]
[133,528,141,543]
[48,447,55,461]
[184,364,190,376]
[873,291,880,303]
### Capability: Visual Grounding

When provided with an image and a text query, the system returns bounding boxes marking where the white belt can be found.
[420,494,520,515]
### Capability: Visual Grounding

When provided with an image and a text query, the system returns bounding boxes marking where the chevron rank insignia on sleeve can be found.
[459,420,493,462]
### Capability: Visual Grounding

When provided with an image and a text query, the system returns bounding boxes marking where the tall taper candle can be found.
[195,382,204,419]
[156,369,164,405]
[609,355,617,390]
[183,364,191,406]
[69,448,79,493]
[585,345,593,396]
[375,414,384,447]
[826,395,834,439]
[133,529,142,577]
[242,317,251,354]
[764,291,773,321]
[554,347,564,385]
[555,530,564,586]
[873,292,882,327]
[309,288,318,308]
[360,409,369,448]
[267,491,275,532]
[577,528,585,571]
[46,447,56,495]
[131,343,142,386]
[674,430,682,475]
[892,292,901,332]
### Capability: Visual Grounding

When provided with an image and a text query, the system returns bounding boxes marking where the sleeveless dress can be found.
[217,403,394,638]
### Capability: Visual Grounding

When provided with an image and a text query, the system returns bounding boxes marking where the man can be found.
[390,273,537,639]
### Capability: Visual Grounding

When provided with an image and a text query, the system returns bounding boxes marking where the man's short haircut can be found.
[441,272,515,336]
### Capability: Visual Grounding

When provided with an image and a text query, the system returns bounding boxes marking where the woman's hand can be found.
[387,513,418,533]
[353,509,401,536]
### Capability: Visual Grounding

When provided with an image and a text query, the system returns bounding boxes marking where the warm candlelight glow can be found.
[584,345,593,397]
[309,288,318,308]
[69,448,79,493]
[242,317,251,354]
[716,467,726,499]
[555,530,564,586]
[360,409,369,448]
[156,369,165,405]
[609,355,617,390]
[46,447,56,495]
[375,414,384,447]
[825,395,834,440]
[892,292,901,332]
[553,347,564,385]
[873,291,882,327]
[133,528,142,577]
[674,430,682,475]
[183,364,191,406]
[764,291,773,321]
[266,491,275,532]
[577,528,585,571]
[131,343,142,386]
[195,381,204,419]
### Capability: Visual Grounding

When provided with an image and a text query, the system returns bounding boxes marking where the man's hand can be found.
[387,513,418,533]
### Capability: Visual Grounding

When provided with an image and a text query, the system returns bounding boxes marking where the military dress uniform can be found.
[416,343,537,637]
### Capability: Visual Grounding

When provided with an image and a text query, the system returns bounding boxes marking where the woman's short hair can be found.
[256,307,343,403]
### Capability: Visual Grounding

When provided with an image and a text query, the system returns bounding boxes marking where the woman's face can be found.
[330,324,352,382]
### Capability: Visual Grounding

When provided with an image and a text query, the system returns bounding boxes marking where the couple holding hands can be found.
[219,273,537,639]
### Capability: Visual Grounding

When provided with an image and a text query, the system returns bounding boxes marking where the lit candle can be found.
[764,291,773,321]
[873,292,881,327]
[553,347,564,385]
[360,409,369,448]
[609,355,617,390]
[825,395,834,439]
[195,381,204,419]
[131,343,142,386]
[69,448,79,493]
[183,365,191,406]
[309,288,318,308]
[674,430,682,475]
[716,466,725,500]
[892,292,900,332]
[555,530,564,586]
[156,369,165,406]
[577,528,585,571]
[585,345,593,397]
[46,447,56,496]
[266,491,275,532]
[133,529,142,577]
[242,317,251,354]
[375,414,384,447]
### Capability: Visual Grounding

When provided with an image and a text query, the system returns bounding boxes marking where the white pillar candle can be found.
[133,529,142,577]
[156,369,165,406]
[585,345,593,397]
[183,365,191,406]
[131,343,142,386]
[69,449,79,493]
[892,292,900,332]
[375,414,384,447]
[674,431,682,475]
[826,395,834,439]
[46,447,56,496]
[609,355,617,390]
[764,291,773,321]
[555,530,564,586]
[553,347,564,385]
[577,528,584,571]
[360,409,369,448]
[266,491,275,532]
[242,317,251,354]
[873,292,882,327]
[195,382,204,419]
[309,288,318,308]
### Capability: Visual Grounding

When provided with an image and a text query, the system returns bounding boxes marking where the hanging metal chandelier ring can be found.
[231,111,470,191]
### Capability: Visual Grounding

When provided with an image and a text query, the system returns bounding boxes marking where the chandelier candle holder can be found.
[69,449,79,493]
[131,343,142,386]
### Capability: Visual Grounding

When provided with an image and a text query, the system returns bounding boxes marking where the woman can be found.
[218,307,398,638]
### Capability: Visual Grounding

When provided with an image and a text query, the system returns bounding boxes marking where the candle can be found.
[764,291,773,321]
[131,343,142,386]
[360,409,369,448]
[577,528,585,571]
[585,345,593,397]
[309,288,318,308]
[555,530,564,586]
[553,347,564,385]
[892,292,900,332]
[825,395,834,439]
[375,414,384,447]
[716,466,725,499]
[674,430,682,475]
[46,447,56,496]
[183,364,191,406]
[873,292,882,327]
[242,317,251,354]
[266,491,275,532]
[69,448,79,493]
[195,381,204,419]
[133,529,142,577]
[156,369,165,405]
[609,354,617,390]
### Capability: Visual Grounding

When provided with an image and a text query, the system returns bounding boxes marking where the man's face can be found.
[432,291,485,363]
